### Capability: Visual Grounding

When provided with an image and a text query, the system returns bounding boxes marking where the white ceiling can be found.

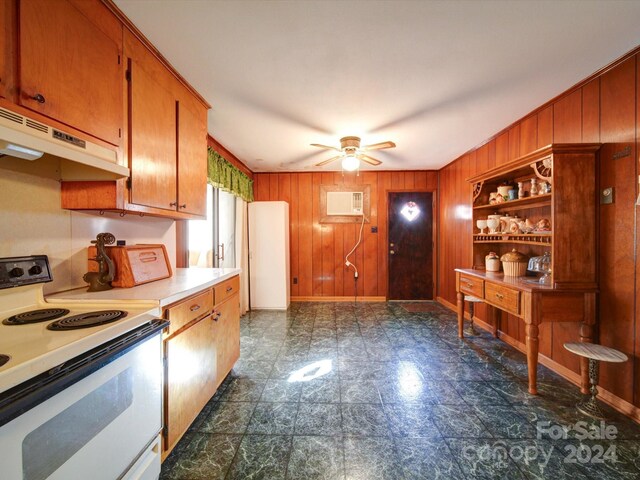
[115,0,640,172]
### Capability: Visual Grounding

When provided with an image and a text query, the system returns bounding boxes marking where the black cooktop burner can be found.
[3,308,70,325]
[47,310,128,331]
[0,354,9,367]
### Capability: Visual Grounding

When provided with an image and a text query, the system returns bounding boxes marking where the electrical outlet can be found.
[293,277,298,285]
[601,187,614,205]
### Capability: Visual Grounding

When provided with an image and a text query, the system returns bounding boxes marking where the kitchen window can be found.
[188,185,236,268]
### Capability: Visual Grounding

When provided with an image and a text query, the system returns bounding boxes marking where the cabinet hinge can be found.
[126,177,132,189]
[162,424,168,439]
[125,70,131,82]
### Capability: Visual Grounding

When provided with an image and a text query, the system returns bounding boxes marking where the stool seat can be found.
[464,295,483,303]
[564,342,628,419]
[564,342,628,363]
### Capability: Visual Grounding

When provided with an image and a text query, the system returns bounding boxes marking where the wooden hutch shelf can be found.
[473,234,552,246]
[456,144,600,397]
[473,193,552,213]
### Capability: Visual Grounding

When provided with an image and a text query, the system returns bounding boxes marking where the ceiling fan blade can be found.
[310,143,341,152]
[315,155,342,167]
[358,154,382,166]
[362,141,396,151]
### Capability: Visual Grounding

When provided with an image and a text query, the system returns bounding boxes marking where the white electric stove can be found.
[0,255,167,480]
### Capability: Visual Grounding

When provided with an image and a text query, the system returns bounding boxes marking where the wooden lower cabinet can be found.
[164,314,217,452]
[162,277,241,459]
[214,292,241,387]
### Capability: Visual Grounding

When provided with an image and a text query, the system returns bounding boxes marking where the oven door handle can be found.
[0,319,169,428]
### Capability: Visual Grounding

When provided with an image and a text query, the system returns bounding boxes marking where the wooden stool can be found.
[464,295,483,336]
[564,342,628,419]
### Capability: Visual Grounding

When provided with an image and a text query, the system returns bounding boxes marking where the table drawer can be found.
[459,274,484,298]
[214,276,240,305]
[485,283,520,315]
[166,289,213,335]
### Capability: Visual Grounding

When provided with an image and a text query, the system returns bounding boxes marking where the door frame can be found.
[386,188,438,300]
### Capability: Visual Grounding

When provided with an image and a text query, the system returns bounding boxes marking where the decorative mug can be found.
[508,189,517,201]
[497,185,511,201]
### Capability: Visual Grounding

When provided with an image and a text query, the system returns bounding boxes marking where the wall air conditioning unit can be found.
[326,191,363,216]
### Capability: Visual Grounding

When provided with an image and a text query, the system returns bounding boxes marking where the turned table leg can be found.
[457,291,464,338]
[488,304,499,338]
[525,323,539,395]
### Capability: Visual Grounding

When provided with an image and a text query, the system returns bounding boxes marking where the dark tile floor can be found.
[160,302,640,480]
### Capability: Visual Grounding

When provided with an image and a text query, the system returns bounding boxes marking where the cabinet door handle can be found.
[495,293,504,300]
[464,282,474,289]
[226,286,233,293]
[213,310,221,321]
[31,93,46,104]
[190,304,201,312]
[170,201,177,207]
[179,204,187,209]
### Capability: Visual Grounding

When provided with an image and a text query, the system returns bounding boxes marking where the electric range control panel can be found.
[0,256,53,289]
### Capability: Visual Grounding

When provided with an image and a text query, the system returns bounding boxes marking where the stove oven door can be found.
[0,324,164,480]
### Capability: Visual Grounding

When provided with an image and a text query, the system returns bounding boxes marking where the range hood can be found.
[0,107,129,180]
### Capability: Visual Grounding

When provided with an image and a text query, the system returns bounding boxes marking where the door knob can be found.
[31,93,46,104]
[390,250,395,255]
[389,242,395,247]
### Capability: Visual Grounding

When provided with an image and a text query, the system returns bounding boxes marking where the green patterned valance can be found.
[207,148,254,202]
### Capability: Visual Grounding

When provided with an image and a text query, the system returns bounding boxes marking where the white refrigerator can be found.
[248,201,290,309]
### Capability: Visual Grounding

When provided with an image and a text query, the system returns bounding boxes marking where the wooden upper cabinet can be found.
[177,92,208,216]
[18,0,123,145]
[128,58,177,210]
[0,0,14,99]
[124,29,207,216]
[60,11,209,220]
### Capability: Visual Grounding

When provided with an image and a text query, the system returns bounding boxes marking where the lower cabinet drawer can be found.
[485,282,520,315]
[459,274,484,298]
[165,289,213,335]
[214,275,240,305]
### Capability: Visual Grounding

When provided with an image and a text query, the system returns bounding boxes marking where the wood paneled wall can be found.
[437,50,640,414]
[253,171,437,299]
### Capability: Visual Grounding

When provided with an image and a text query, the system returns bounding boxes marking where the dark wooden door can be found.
[388,192,434,300]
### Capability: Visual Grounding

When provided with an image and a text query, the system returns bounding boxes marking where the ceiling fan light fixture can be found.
[341,155,360,171]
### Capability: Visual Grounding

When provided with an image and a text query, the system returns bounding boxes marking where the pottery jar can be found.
[485,252,500,272]
[500,249,529,277]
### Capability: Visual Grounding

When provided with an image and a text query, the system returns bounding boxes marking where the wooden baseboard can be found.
[436,298,640,424]
[436,296,457,312]
[291,296,386,302]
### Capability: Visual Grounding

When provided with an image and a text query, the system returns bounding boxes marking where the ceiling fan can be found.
[311,136,396,171]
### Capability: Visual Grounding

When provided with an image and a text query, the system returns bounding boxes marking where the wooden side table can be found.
[564,342,628,419]
[456,268,596,396]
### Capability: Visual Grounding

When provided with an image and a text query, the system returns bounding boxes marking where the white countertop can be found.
[47,268,241,307]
